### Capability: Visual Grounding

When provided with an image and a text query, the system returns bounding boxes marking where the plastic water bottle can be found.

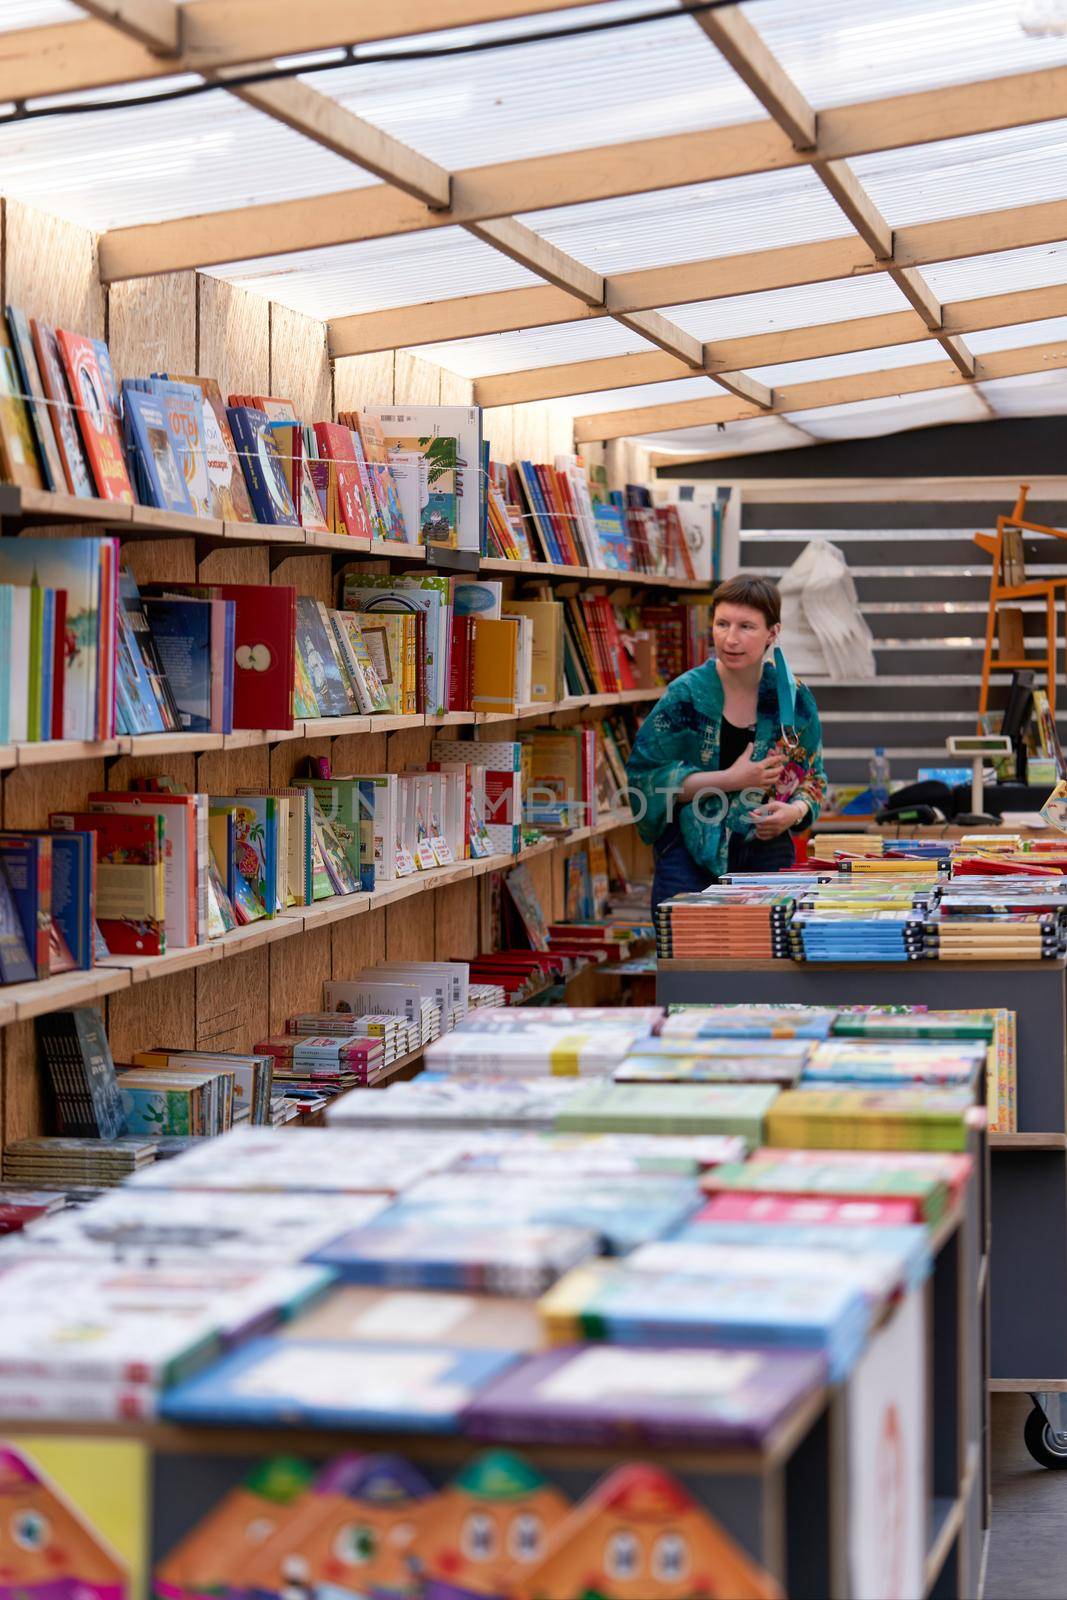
[869,747,891,810]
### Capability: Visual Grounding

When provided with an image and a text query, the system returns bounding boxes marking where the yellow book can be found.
[471,616,519,714]
[507,599,564,702]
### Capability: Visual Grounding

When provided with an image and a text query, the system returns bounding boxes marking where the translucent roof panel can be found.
[787,387,990,440]
[747,339,945,389]
[0,91,376,230]
[406,319,655,380]
[852,120,1067,229]
[665,273,914,341]
[517,167,851,276]
[207,228,541,321]
[923,244,1067,302]
[632,417,812,458]
[978,370,1067,416]
[0,2,82,27]
[554,377,725,418]
[752,0,1067,109]
[967,316,1067,354]
[303,3,761,170]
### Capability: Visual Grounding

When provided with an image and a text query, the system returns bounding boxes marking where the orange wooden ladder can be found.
[976,483,1067,725]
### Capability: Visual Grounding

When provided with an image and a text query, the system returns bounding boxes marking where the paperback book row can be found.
[0,732,605,975]
[0,304,706,585]
[0,537,699,744]
[656,863,1067,965]
[489,460,699,581]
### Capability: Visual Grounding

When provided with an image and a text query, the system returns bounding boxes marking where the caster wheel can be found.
[1024,1405,1067,1468]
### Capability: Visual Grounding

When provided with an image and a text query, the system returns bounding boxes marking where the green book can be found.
[553,1083,779,1142]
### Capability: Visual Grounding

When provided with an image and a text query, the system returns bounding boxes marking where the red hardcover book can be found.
[448,615,473,712]
[50,810,165,956]
[54,331,134,503]
[313,423,373,538]
[49,588,67,739]
[143,582,297,731]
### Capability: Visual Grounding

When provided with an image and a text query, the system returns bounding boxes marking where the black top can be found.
[720,715,755,774]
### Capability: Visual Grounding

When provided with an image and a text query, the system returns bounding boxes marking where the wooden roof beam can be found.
[1,0,617,101]
[94,64,1067,280]
[70,0,180,53]
[330,200,1067,356]
[572,336,1067,442]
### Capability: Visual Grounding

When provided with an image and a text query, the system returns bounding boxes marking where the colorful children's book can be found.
[164,373,256,521]
[30,318,95,496]
[419,1451,571,1598]
[0,536,113,740]
[159,1336,519,1432]
[213,795,279,919]
[51,809,166,956]
[152,1456,315,1595]
[5,306,64,491]
[0,856,37,984]
[35,1005,125,1140]
[0,1446,129,1594]
[226,405,299,525]
[0,316,43,490]
[296,597,353,718]
[55,330,133,502]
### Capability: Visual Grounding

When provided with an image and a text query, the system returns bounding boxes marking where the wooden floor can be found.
[987,1394,1067,1599]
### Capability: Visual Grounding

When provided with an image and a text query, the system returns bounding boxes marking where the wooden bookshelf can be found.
[0,484,708,590]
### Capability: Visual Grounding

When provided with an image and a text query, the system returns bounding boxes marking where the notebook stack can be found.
[255,1032,389,1095]
[0,1256,333,1420]
[920,907,1067,961]
[538,1257,870,1380]
[124,1126,466,1195]
[286,1012,414,1064]
[655,887,796,960]
[326,1074,587,1130]
[700,1148,961,1226]
[553,1082,778,1142]
[789,908,926,963]
[766,1087,976,1153]
[614,1036,808,1086]
[2,1136,159,1189]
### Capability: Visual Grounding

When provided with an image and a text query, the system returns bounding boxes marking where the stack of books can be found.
[659,1005,838,1039]
[655,887,798,959]
[788,908,926,962]
[766,1087,977,1152]
[2,1136,159,1189]
[615,1036,808,1085]
[553,1082,778,1142]
[801,1038,986,1090]
[700,1148,968,1226]
[326,1075,588,1130]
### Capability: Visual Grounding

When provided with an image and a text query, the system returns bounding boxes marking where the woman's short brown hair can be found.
[710,574,781,629]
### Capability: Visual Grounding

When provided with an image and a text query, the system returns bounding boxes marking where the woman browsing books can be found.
[626,575,827,916]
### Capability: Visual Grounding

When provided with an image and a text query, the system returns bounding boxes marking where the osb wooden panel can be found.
[124,538,197,585]
[108,753,197,793]
[197,744,269,795]
[196,946,269,1052]
[197,275,269,400]
[394,351,441,407]
[482,407,514,464]
[332,907,386,977]
[334,351,394,412]
[435,879,479,960]
[3,198,103,336]
[269,737,331,789]
[107,274,197,380]
[2,760,106,829]
[107,969,197,1060]
[270,304,331,421]
[386,727,433,772]
[439,369,475,406]
[510,403,550,465]
[546,405,576,459]
[199,545,270,586]
[272,553,333,604]
[1,1022,43,1149]
[386,898,434,962]
[270,925,330,1033]
[331,731,387,777]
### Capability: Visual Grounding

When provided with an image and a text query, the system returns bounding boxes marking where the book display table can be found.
[658,958,1063,1399]
[0,1186,980,1599]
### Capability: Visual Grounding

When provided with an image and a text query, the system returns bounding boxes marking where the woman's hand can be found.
[722,742,786,793]
[751,799,806,839]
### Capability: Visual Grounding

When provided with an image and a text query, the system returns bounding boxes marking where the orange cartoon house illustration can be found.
[0,1444,128,1600]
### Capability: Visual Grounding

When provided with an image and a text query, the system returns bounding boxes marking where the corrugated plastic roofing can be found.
[6,0,1067,458]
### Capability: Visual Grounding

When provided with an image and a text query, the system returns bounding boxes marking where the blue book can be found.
[0,857,36,984]
[358,778,376,891]
[48,830,94,971]
[226,406,299,527]
[143,597,213,731]
[160,1336,518,1433]
[114,568,169,735]
[0,835,49,979]
[668,1221,931,1292]
[121,384,195,514]
[0,585,11,742]
[519,461,561,563]
[38,587,54,741]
